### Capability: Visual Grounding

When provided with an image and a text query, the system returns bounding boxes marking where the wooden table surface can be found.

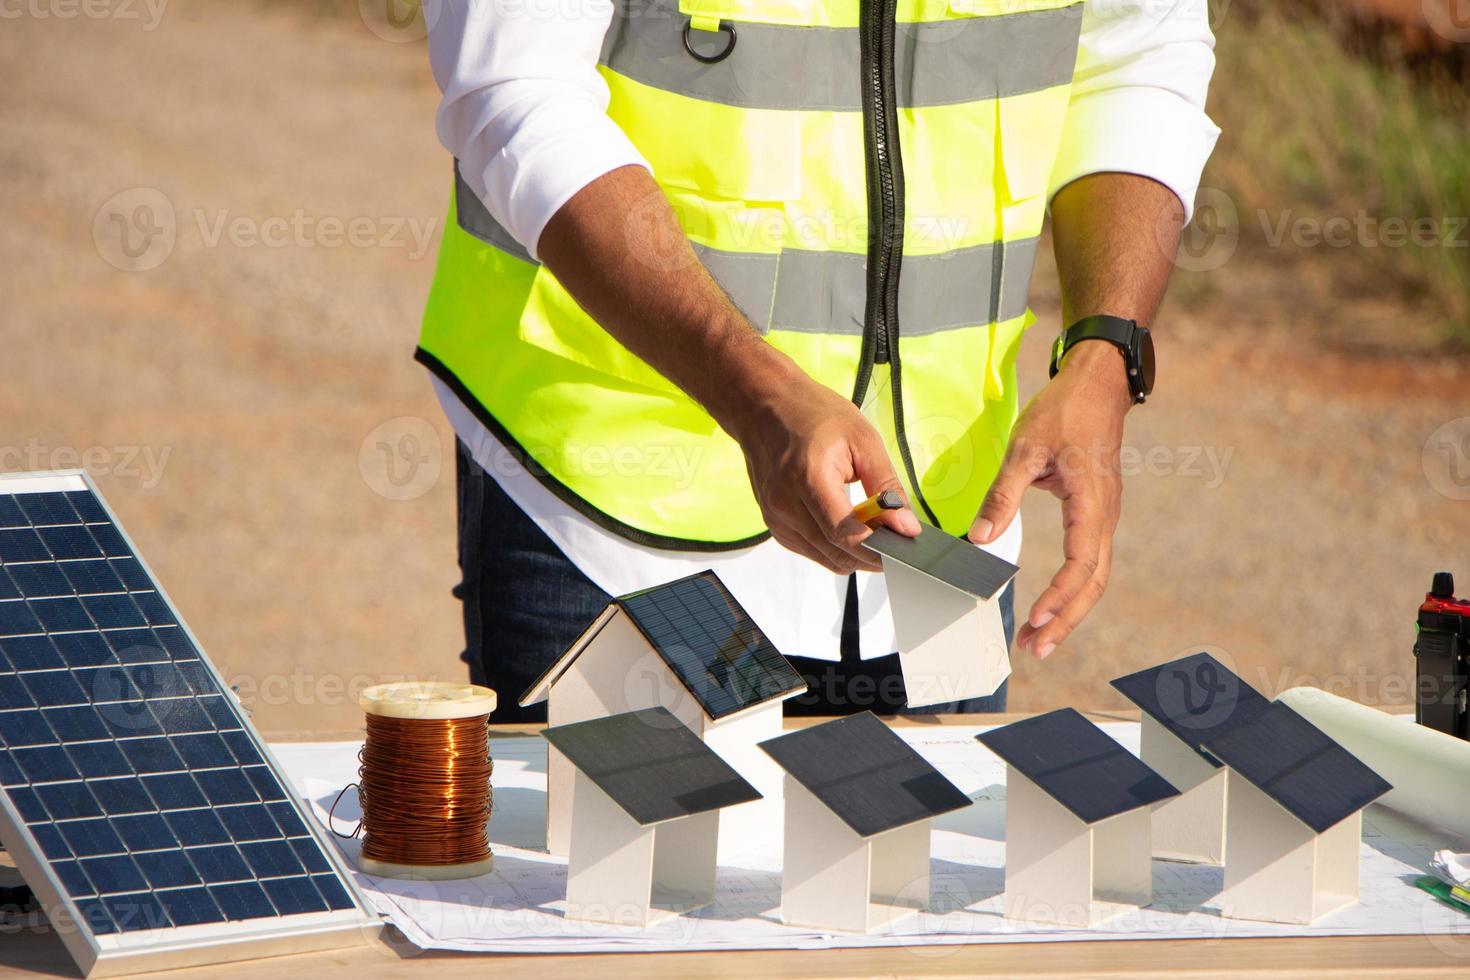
[3,712,1467,979]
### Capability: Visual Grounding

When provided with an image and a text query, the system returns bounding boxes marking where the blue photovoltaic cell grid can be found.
[0,488,356,935]
[618,572,804,720]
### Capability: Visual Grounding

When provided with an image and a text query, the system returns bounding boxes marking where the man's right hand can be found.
[538,166,918,572]
[721,365,921,575]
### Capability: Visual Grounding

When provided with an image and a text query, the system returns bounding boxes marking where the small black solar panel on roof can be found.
[543,706,761,825]
[617,571,804,720]
[1200,701,1392,833]
[1111,653,1272,767]
[0,482,361,944]
[977,708,1180,824]
[760,711,971,837]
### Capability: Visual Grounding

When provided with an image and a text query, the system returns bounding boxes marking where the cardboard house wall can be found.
[1110,652,1275,866]
[759,712,972,934]
[563,767,724,926]
[530,604,796,856]
[1002,764,1154,927]
[546,707,761,927]
[882,561,1010,708]
[1200,701,1391,925]
[865,526,1019,709]
[778,775,932,933]
[977,708,1180,928]
[1214,772,1361,924]
[1137,712,1229,864]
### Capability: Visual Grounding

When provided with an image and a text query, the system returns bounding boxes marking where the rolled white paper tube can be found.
[1277,686,1470,840]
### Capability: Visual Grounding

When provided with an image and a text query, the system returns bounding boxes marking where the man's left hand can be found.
[968,340,1134,659]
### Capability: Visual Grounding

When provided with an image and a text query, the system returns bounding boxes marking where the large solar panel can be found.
[0,472,378,976]
[618,571,805,720]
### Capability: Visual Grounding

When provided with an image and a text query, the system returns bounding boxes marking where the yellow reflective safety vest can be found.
[419,0,1084,549]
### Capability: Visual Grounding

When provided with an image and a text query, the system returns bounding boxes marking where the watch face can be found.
[1136,327,1156,395]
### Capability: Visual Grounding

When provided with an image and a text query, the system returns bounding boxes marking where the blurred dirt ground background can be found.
[0,0,1466,736]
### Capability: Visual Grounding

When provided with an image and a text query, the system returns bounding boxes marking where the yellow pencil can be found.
[851,489,905,526]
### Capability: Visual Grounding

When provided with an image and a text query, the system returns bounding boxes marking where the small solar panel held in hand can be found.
[0,474,377,976]
[863,524,1018,600]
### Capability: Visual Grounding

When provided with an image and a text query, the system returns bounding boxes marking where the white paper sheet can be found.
[272,724,1470,954]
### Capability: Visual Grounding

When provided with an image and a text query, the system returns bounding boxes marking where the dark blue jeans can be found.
[455,441,1012,722]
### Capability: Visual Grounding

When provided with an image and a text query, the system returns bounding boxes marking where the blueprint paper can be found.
[272,724,1470,953]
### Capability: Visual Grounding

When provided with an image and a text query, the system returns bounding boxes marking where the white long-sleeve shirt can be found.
[425,0,1220,661]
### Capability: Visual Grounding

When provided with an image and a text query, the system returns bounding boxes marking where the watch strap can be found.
[1048,315,1138,379]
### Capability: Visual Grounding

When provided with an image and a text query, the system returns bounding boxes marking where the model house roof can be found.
[520,570,806,717]
[1110,652,1272,767]
[759,711,971,837]
[542,706,761,826]
[864,525,1018,600]
[977,708,1180,824]
[1200,702,1391,834]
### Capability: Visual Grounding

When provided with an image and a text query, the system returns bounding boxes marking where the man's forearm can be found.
[536,164,800,439]
[535,164,918,571]
[974,172,1189,657]
[1050,172,1185,329]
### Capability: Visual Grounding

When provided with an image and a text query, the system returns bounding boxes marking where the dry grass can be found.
[1189,1,1470,342]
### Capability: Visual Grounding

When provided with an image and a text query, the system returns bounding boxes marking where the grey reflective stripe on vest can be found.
[771,238,1037,336]
[452,167,1036,333]
[602,0,1082,111]
[455,165,535,265]
[692,246,780,329]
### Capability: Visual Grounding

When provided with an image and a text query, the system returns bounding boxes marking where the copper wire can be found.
[356,713,493,867]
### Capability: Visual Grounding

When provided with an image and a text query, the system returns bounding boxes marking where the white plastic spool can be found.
[356,681,498,880]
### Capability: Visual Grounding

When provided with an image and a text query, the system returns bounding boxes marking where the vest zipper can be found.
[854,0,942,526]
[853,0,899,398]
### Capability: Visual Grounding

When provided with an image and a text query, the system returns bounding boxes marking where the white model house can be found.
[759,711,971,933]
[977,708,1180,927]
[1110,652,1272,864]
[542,707,761,926]
[520,570,805,854]
[1201,701,1392,924]
[863,525,1018,708]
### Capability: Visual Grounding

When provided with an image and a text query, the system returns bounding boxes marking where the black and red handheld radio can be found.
[1414,572,1470,740]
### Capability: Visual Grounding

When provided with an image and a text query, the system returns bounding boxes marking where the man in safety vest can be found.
[419,0,1219,719]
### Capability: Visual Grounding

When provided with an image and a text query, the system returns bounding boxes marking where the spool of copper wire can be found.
[354,681,498,880]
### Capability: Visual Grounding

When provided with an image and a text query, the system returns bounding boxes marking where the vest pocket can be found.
[677,0,832,28]
[604,74,802,204]
[996,87,1072,214]
[946,0,1080,16]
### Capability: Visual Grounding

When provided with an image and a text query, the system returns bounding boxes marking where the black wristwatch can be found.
[1048,314,1155,404]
